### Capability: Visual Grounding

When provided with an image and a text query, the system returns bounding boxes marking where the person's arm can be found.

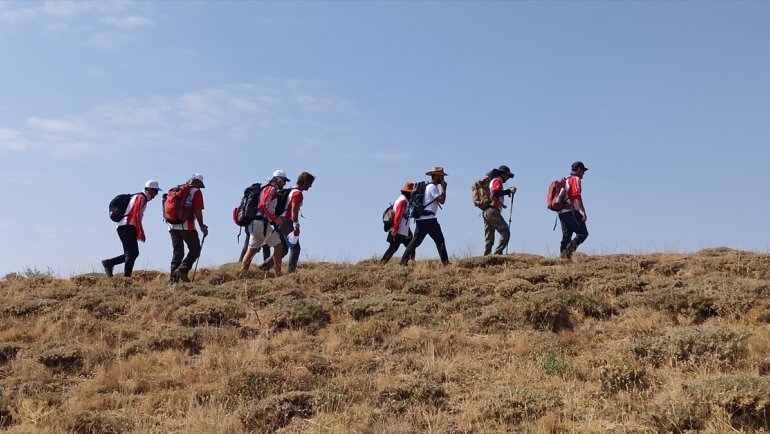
[128,194,146,242]
[290,192,302,236]
[259,185,282,225]
[193,190,208,236]
[392,200,406,235]
[568,177,586,222]
[437,181,447,205]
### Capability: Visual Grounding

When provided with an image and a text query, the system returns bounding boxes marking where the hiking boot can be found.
[173,267,190,283]
[101,260,114,277]
[259,261,272,272]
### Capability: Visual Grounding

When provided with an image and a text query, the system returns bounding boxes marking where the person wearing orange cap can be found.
[381,182,416,263]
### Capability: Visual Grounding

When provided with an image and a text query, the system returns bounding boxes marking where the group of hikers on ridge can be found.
[102,161,588,280]
[103,170,315,281]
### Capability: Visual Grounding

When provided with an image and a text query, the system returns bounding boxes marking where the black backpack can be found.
[383,204,394,232]
[407,181,437,219]
[108,193,133,222]
[233,183,263,227]
[275,187,296,218]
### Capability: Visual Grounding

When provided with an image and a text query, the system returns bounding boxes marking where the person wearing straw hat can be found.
[238,169,290,277]
[484,165,517,256]
[102,180,162,279]
[400,167,449,266]
[381,181,416,263]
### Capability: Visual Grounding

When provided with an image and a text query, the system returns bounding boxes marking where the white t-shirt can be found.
[417,183,442,221]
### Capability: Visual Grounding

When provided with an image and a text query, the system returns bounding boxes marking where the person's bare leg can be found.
[272,243,284,277]
[238,247,258,277]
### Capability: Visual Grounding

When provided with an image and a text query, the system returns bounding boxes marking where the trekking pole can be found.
[505,194,515,255]
[191,234,206,282]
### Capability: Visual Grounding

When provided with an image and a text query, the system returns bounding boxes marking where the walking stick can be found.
[505,194,515,255]
[191,234,206,282]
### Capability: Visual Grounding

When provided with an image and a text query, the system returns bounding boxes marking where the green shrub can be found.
[646,287,717,323]
[189,286,238,299]
[633,327,747,368]
[268,298,331,333]
[482,385,562,424]
[590,276,647,295]
[495,278,535,297]
[175,298,246,327]
[61,411,131,434]
[685,375,770,431]
[599,361,650,393]
[239,391,315,432]
[378,375,447,413]
[227,368,307,401]
[538,352,571,377]
[345,295,396,320]
[1,298,58,316]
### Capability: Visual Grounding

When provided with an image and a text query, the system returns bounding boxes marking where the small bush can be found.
[685,376,770,431]
[37,344,84,372]
[228,369,297,401]
[189,286,238,299]
[599,360,650,393]
[649,401,707,433]
[240,391,315,432]
[175,298,246,327]
[590,276,647,295]
[345,296,397,321]
[482,385,562,424]
[495,278,535,297]
[122,327,202,357]
[344,318,398,348]
[647,287,717,323]
[1,298,58,316]
[538,352,572,377]
[0,343,21,364]
[633,327,747,368]
[268,298,331,333]
[61,411,132,434]
[378,375,448,413]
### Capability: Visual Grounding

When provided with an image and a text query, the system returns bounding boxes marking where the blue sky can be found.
[1,1,768,276]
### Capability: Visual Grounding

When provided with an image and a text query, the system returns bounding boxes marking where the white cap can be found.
[272,170,291,182]
[145,180,162,191]
[189,173,205,188]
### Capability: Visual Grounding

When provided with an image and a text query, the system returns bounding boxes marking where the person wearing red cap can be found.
[381,182,415,263]
[559,161,589,260]
[102,180,161,279]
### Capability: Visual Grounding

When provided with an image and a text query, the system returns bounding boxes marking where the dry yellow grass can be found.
[0,248,769,433]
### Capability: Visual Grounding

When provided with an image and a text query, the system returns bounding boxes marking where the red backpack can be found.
[546,178,567,211]
[163,183,193,224]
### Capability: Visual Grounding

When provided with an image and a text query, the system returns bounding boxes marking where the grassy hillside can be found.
[1,249,769,433]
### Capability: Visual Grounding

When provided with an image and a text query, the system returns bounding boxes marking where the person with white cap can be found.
[238,170,290,277]
[401,167,450,266]
[102,180,162,279]
[168,173,208,282]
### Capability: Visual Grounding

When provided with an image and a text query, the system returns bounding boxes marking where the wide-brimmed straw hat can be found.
[401,181,414,193]
[425,166,448,177]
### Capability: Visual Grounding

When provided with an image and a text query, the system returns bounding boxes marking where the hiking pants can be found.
[400,218,449,266]
[381,230,414,262]
[559,210,589,253]
[239,225,270,263]
[105,225,139,277]
[170,229,201,272]
[483,207,510,256]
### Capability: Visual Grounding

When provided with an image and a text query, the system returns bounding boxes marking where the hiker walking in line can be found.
[238,170,290,277]
[400,167,449,266]
[259,171,315,273]
[559,161,589,260]
[167,173,208,282]
[238,227,270,264]
[102,180,162,279]
[483,165,517,256]
[381,181,415,263]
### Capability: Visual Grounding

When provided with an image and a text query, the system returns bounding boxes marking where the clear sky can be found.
[1,0,768,276]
